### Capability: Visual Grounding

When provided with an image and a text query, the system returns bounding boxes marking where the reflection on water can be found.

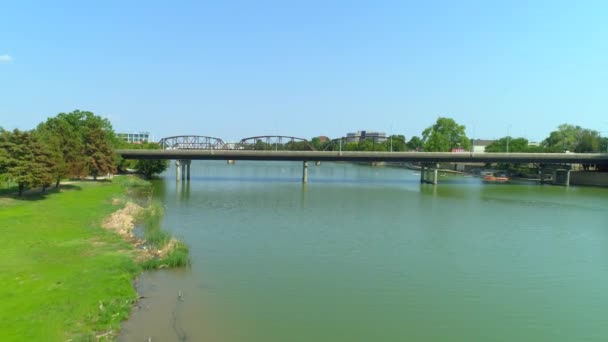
[121,161,608,342]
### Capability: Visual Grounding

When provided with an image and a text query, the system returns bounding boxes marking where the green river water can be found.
[120,161,608,341]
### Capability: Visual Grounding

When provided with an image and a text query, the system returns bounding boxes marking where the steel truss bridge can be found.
[158,135,226,150]
[156,135,316,151]
[235,136,316,151]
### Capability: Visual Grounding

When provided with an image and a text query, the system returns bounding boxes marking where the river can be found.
[120,161,608,341]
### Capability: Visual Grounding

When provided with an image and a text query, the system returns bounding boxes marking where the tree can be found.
[311,137,331,151]
[84,126,116,180]
[36,122,72,187]
[485,137,530,153]
[117,142,169,179]
[37,110,118,182]
[136,159,168,179]
[421,117,471,152]
[0,130,55,195]
[284,141,311,151]
[542,124,581,152]
[381,135,407,152]
[253,139,273,150]
[575,129,601,153]
[406,136,423,151]
[600,137,608,154]
[357,139,376,151]
[542,124,602,153]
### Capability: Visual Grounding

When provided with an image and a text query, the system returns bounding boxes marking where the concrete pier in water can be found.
[176,159,191,181]
[420,163,439,184]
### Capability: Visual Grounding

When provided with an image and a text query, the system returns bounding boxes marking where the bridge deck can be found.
[116,149,608,165]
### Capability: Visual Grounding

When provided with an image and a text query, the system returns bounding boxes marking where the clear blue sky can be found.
[1,1,607,142]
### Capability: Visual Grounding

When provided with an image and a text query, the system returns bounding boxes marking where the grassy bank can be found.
[0,176,186,341]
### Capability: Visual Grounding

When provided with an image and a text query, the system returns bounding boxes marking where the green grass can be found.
[136,200,190,269]
[0,179,140,341]
[140,240,190,270]
[0,179,18,195]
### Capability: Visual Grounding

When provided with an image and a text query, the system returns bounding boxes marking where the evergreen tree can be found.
[0,130,54,195]
[84,126,115,180]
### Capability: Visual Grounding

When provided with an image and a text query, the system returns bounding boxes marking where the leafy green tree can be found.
[0,136,7,173]
[344,142,359,151]
[116,142,169,178]
[485,137,530,153]
[284,141,312,151]
[526,144,546,153]
[575,129,601,153]
[37,110,118,181]
[311,137,331,151]
[381,135,407,152]
[31,130,62,190]
[35,123,71,187]
[422,117,471,152]
[84,126,116,180]
[542,124,581,152]
[253,139,273,150]
[320,138,345,151]
[542,124,602,153]
[599,137,608,154]
[406,136,423,151]
[136,159,168,179]
[358,139,375,151]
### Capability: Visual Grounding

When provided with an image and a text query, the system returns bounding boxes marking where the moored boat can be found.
[483,175,510,183]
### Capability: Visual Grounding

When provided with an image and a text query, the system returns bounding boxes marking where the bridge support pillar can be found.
[176,160,191,182]
[553,169,570,186]
[538,168,551,184]
[302,161,309,183]
[176,160,181,181]
[186,160,191,181]
[420,163,438,185]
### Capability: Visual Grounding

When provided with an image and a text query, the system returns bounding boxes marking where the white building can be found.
[346,130,387,143]
[118,132,150,144]
[472,139,494,153]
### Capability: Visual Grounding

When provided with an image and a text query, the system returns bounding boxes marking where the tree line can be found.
[1,110,167,196]
[310,118,608,154]
[3,112,606,196]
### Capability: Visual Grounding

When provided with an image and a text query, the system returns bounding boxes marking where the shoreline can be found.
[0,175,188,341]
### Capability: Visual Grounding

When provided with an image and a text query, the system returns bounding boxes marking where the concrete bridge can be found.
[116,148,608,185]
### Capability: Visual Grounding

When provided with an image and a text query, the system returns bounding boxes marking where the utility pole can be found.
[389,123,393,152]
[506,125,511,153]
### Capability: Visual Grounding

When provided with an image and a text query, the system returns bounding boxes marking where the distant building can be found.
[528,141,540,147]
[346,130,387,143]
[472,139,494,153]
[118,132,150,144]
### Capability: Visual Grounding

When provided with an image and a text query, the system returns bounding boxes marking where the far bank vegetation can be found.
[0,110,168,196]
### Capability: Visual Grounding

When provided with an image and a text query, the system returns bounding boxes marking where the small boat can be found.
[483,175,510,183]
